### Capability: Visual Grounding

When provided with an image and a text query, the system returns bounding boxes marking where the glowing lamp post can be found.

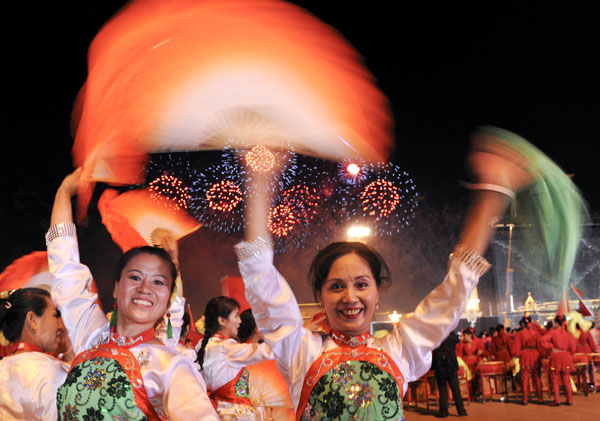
[388,310,402,324]
[347,226,371,242]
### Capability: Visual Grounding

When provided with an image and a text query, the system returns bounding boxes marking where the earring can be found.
[109,302,118,328]
[166,312,173,339]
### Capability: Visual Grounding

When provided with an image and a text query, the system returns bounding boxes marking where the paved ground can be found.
[404,390,599,420]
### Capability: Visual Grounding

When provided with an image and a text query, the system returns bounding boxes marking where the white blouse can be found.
[237,244,484,410]
[201,336,273,418]
[48,231,218,420]
[0,351,68,420]
[201,337,273,391]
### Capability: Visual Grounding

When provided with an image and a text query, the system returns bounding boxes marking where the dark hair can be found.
[488,326,496,334]
[496,324,504,332]
[113,246,178,293]
[237,309,256,343]
[0,288,51,343]
[196,296,239,369]
[309,242,390,300]
[519,316,532,326]
[180,311,190,341]
[462,329,473,337]
[554,315,565,326]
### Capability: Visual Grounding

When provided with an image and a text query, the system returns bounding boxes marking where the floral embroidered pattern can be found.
[83,368,107,390]
[331,362,356,384]
[347,382,374,408]
[83,407,104,421]
[61,403,80,421]
[302,360,403,421]
[234,368,250,398]
[107,375,131,399]
[57,352,147,421]
[303,403,321,421]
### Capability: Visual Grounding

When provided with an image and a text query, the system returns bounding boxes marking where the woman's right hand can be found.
[57,167,83,198]
[50,167,83,226]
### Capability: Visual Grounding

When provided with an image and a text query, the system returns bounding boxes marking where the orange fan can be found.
[0,252,52,293]
[247,360,294,410]
[73,0,393,216]
[0,251,99,296]
[98,188,201,251]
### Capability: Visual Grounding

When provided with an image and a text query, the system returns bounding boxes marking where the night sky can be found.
[2,1,597,315]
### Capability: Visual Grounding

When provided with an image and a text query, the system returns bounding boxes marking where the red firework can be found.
[206,180,243,212]
[360,179,400,221]
[268,204,296,237]
[149,174,191,210]
[244,145,275,173]
[281,184,319,224]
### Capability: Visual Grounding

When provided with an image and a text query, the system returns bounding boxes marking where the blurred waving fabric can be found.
[72,0,393,216]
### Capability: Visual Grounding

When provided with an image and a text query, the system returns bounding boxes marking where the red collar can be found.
[329,329,372,348]
[109,326,156,348]
[9,341,44,355]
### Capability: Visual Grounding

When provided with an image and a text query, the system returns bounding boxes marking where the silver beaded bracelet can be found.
[234,236,273,261]
[45,222,77,246]
[450,244,492,277]
[460,181,516,200]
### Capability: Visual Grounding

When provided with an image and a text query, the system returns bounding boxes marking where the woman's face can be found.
[319,253,379,336]
[219,308,241,339]
[33,297,62,354]
[113,253,173,333]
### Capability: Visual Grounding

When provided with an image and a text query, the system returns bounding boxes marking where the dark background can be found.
[2,1,597,318]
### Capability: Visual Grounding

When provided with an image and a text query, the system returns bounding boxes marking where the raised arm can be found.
[236,160,319,386]
[383,137,533,382]
[47,169,108,353]
[50,168,82,226]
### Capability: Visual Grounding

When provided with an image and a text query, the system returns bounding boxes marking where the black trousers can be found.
[435,371,466,414]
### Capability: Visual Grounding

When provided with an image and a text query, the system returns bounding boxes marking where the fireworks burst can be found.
[281,184,320,225]
[268,204,296,237]
[206,180,243,212]
[189,161,246,233]
[360,179,400,221]
[148,174,191,210]
[354,162,419,234]
[337,159,369,186]
[244,145,275,173]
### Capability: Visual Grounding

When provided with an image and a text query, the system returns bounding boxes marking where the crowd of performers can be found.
[0,139,595,420]
[446,315,599,410]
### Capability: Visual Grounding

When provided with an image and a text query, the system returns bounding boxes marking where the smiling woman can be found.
[0,288,69,420]
[236,128,538,420]
[45,169,218,420]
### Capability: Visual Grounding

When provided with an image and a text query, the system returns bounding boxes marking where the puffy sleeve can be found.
[33,359,69,420]
[157,293,185,348]
[380,251,487,386]
[221,339,274,367]
[235,239,322,388]
[47,223,109,354]
[161,355,219,420]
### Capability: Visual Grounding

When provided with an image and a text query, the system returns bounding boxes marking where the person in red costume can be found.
[574,323,598,390]
[490,324,513,364]
[541,315,576,406]
[575,323,599,354]
[511,316,543,405]
[457,329,487,398]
